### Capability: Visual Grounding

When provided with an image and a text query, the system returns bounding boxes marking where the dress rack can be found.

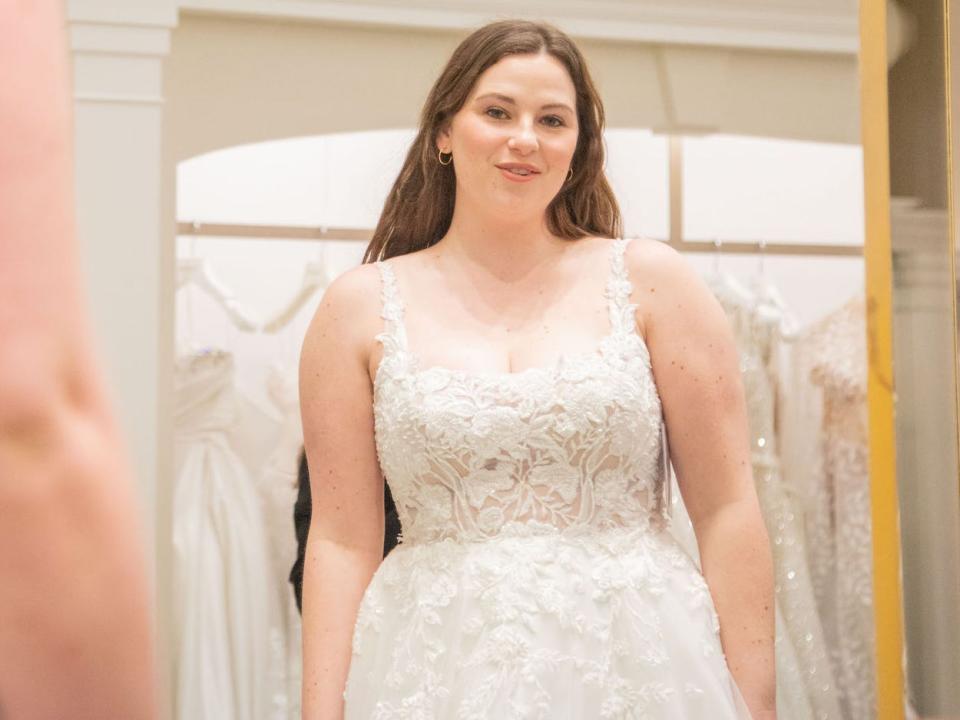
[174,221,862,258]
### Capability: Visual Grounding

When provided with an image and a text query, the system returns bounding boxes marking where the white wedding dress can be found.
[341,238,753,719]
[253,365,305,719]
[172,349,277,720]
[704,274,843,720]
[793,294,877,719]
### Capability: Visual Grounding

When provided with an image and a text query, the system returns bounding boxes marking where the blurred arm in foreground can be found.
[0,3,158,718]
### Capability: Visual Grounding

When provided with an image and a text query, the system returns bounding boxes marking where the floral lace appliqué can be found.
[342,238,751,719]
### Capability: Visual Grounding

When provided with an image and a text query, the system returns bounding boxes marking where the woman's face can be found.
[438,52,580,215]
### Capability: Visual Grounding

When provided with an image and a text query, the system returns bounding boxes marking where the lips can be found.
[496,164,540,174]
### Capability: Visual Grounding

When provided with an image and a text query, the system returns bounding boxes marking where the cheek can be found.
[457,116,500,150]
[541,137,577,167]
[559,132,579,157]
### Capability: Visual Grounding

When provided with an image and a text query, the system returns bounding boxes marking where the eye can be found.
[484,107,567,127]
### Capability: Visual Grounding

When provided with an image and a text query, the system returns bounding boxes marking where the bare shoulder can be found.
[620,236,725,344]
[300,261,383,379]
[620,235,691,288]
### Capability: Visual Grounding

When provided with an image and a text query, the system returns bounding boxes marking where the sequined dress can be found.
[797,294,876,719]
[341,238,753,719]
[704,275,844,720]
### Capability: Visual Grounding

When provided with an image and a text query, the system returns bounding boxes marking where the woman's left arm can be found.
[626,239,776,719]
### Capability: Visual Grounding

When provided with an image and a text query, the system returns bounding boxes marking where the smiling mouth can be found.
[499,167,538,177]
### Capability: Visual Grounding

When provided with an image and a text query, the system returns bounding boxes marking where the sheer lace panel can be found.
[371,238,671,545]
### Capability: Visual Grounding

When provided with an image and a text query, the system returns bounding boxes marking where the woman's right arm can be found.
[299,265,387,720]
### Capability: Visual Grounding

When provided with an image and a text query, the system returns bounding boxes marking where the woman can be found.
[300,18,775,719]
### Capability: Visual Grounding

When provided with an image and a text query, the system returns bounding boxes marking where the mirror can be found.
[150,2,923,718]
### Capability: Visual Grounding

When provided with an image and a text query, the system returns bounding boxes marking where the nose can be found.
[508,118,539,153]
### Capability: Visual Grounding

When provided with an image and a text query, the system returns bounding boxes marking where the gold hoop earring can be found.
[438,149,452,166]
[566,167,574,182]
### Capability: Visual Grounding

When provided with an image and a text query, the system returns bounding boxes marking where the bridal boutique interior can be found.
[63,0,959,718]
[175,134,869,720]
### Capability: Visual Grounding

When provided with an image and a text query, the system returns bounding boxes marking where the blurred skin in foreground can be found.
[0,3,158,719]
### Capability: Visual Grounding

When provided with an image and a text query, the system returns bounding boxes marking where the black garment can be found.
[289,448,402,614]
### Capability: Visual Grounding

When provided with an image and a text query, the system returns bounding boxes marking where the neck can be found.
[434,204,572,281]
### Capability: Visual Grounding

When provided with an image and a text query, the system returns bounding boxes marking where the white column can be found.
[66,2,178,717]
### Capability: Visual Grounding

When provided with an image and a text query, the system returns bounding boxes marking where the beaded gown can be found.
[796,294,876,719]
[703,274,843,720]
[340,238,753,719]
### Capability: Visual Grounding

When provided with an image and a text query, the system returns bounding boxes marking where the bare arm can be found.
[629,239,777,718]
[299,266,387,719]
[0,3,157,719]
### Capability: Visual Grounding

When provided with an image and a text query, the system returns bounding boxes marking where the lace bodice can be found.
[371,238,670,546]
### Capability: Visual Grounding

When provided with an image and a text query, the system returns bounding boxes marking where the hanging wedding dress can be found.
[172,348,277,720]
[249,259,331,719]
[789,293,877,719]
[702,272,843,720]
[253,364,305,720]
[341,238,753,719]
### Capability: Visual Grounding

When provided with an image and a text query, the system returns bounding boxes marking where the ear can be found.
[436,125,451,152]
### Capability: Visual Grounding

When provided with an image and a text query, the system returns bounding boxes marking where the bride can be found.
[299,18,775,720]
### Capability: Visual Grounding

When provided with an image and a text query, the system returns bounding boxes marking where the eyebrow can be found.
[473,92,575,114]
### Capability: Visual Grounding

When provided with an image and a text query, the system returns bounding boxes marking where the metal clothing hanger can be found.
[261,144,336,335]
[750,238,802,342]
[705,236,755,309]
[260,232,332,333]
[176,255,260,332]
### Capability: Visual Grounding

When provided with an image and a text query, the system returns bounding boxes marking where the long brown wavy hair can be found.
[360,18,623,264]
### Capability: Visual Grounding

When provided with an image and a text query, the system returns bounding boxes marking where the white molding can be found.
[177,0,859,54]
[67,2,176,101]
[67,1,179,28]
[72,92,165,105]
[69,23,173,55]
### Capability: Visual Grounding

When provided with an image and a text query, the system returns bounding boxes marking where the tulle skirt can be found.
[343,524,754,719]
